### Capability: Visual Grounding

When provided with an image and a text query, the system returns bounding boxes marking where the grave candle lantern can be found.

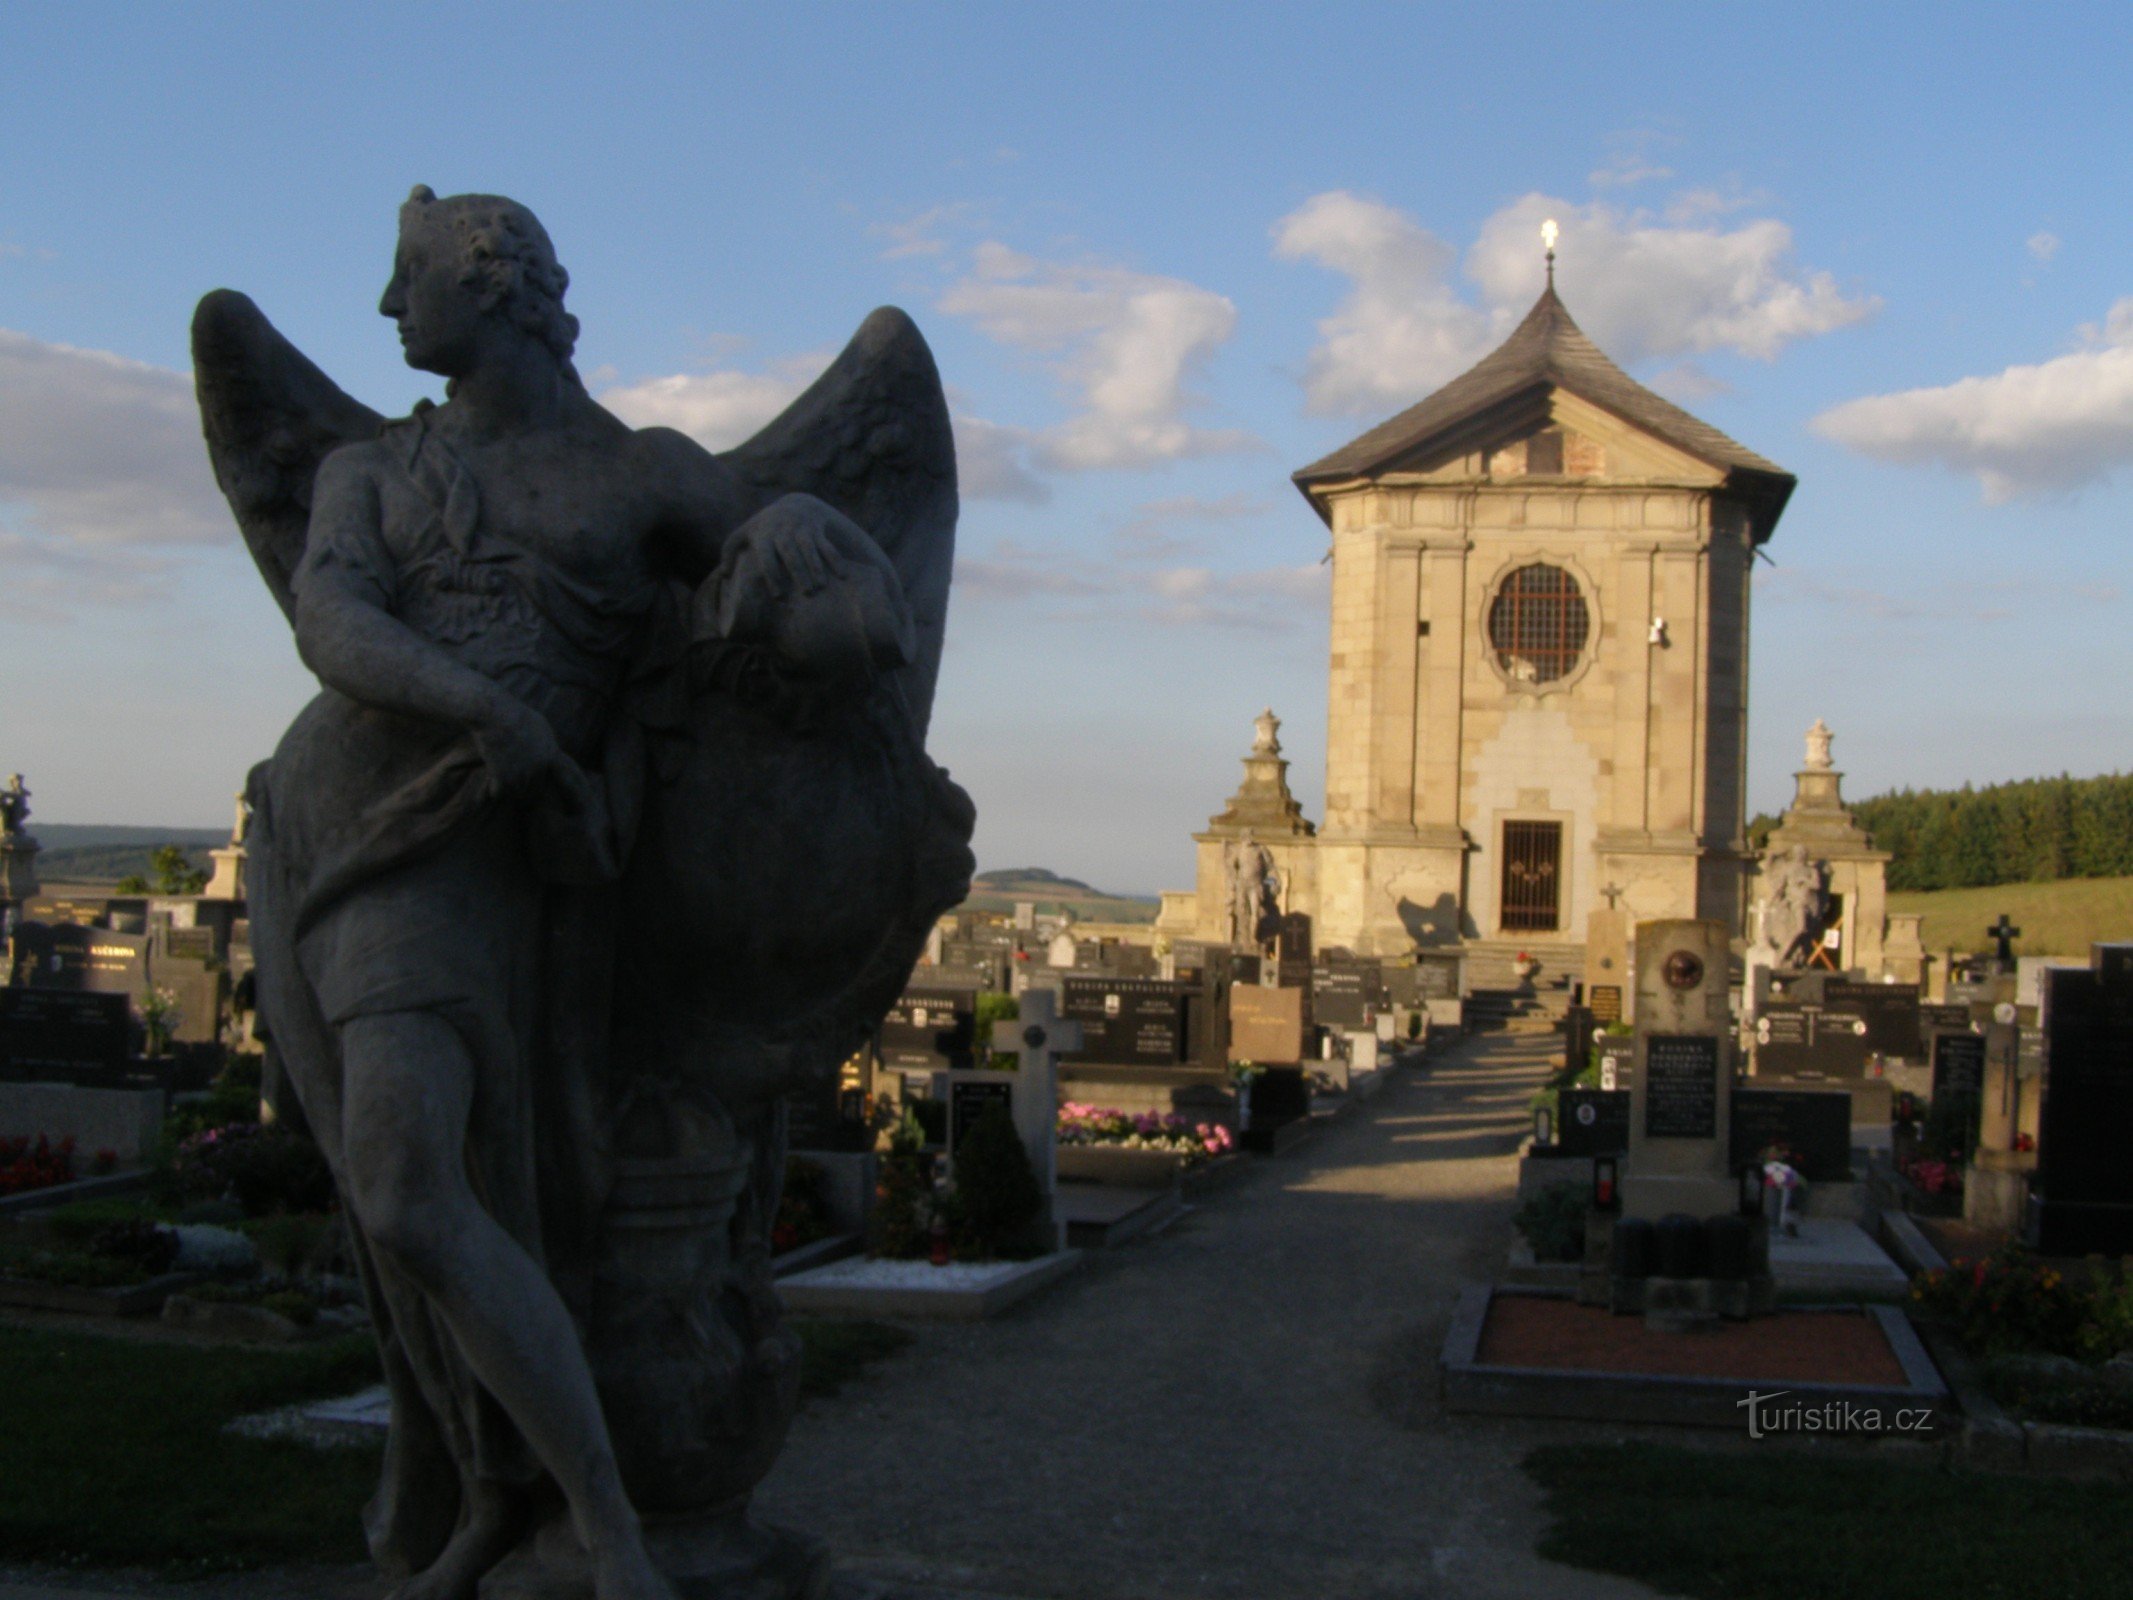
[1533,1106,1552,1149]
[1738,1164,1765,1216]
[1593,1155,1618,1212]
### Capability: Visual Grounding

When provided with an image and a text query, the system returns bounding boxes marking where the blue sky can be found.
[4,3,2131,892]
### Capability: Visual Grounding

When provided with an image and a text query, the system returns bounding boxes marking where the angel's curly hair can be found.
[401,185,580,370]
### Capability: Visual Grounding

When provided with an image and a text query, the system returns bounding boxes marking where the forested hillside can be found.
[1754,773,2133,892]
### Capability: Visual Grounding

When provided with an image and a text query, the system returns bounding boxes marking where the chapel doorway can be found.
[1500,820,1562,934]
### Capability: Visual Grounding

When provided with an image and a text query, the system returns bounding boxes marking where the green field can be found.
[1888,875,2133,957]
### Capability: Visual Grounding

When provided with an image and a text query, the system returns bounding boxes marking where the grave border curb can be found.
[1439,1284,1954,1432]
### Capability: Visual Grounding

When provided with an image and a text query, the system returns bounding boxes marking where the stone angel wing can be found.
[718,306,957,743]
[192,289,385,623]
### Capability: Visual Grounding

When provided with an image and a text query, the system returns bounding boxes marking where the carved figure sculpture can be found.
[0,774,28,835]
[1226,834,1280,951]
[193,188,973,1600]
[1755,844,1829,969]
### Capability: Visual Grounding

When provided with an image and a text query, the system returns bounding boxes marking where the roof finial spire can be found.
[1541,217,1558,290]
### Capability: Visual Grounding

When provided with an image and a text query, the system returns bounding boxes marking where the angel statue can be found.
[193,187,974,1600]
[1225,833,1280,952]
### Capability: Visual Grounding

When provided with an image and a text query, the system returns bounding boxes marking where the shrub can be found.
[170,1124,333,1217]
[1911,1249,2095,1359]
[1514,1183,1588,1264]
[867,1110,934,1261]
[240,1212,338,1279]
[949,1101,1042,1260]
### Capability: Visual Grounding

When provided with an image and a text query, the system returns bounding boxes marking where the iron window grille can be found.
[1488,563,1589,685]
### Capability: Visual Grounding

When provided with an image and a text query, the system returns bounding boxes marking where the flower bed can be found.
[0,1136,77,1198]
[1056,1104,1235,1167]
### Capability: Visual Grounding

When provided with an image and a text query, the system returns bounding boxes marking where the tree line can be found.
[1751,773,2133,892]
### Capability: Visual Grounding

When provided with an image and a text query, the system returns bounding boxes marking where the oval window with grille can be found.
[1488,564,1589,685]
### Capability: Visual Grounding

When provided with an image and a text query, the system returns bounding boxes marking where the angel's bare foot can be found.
[387,1484,521,1600]
[591,1538,680,1600]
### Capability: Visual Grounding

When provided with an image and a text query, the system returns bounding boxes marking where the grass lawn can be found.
[1528,1442,2133,1600]
[0,1316,910,1573]
[1888,875,2133,958]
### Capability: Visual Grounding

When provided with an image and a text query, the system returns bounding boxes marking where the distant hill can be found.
[19,825,225,887]
[964,867,1159,925]
[1888,875,2133,958]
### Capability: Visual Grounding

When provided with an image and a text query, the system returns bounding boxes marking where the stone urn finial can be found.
[1252,708,1281,757]
[1804,719,1833,771]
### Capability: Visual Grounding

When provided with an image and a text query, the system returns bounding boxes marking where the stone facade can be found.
[1175,286,1793,961]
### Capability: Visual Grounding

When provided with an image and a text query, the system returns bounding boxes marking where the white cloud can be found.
[1813,298,2133,499]
[1273,189,1877,416]
[939,242,1254,470]
[872,203,975,261]
[949,412,1049,503]
[1271,191,1499,416]
[2028,231,2061,264]
[0,329,229,553]
[1467,194,1878,362]
[599,351,831,452]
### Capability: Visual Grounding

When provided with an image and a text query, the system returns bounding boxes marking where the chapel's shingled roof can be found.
[1292,285,1795,535]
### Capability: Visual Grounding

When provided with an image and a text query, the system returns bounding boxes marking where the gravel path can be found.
[756,1026,1662,1600]
[1,1027,1661,1600]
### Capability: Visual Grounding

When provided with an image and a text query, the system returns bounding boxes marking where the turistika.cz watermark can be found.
[1738,1389,1937,1439]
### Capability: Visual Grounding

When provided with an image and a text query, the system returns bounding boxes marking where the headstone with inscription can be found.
[1059,977,1193,1067]
[1624,919,1738,1220]
[876,986,978,1073]
[1229,984,1305,1065]
[1728,1088,1851,1181]
[0,989,129,1081]
[1557,1088,1630,1156]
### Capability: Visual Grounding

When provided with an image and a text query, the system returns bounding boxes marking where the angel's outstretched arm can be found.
[294,448,566,794]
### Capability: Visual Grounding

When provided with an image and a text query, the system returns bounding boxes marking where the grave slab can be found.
[776,1251,1085,1321]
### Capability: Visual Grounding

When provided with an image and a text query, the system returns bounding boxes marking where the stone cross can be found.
[1987,914,2022,966]
[993,986,1081,1236]
[1600,881,1625,909]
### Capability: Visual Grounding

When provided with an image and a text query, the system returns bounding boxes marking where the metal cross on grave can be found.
[993,986,1082,1230]
[1986,914,2022,967]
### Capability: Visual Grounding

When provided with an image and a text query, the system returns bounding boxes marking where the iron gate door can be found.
[1500,820,1562,933]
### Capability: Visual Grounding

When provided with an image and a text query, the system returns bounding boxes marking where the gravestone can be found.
[1274,912,1312,990]
[1930,1027,1987,1155]
[877,985,978,1072]
[12,922,150,997]
[947,1074,1015,1152]
[1558,1088,1630,1156]
[1242,1064,1309,1150]
[1728,1088,1851,1181]
[1310,958,1382,1031]
[1595,1034,1634,1092]
[1751,970,1871,1078]
[1587,983,1625,1026]
[1823,979,1922,1058]
[1229,984,1305,1064]
[2030,946,2133,1255]
[0,989,129,1080]
[1059,977,1192,1067]
[991,988,1082,1251]
[1624,919,1738,1219]
[785,1050,870,1154]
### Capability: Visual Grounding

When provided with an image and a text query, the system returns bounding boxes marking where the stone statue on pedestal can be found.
[193,188,973,1600]
[1226,832,1280,952]
[1754,843,1830,969]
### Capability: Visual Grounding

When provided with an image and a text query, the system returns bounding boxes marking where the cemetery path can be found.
[753,1027,1667,1600]
[0,1029,1663,1600]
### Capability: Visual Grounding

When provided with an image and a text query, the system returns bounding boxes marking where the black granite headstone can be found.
[948,1076,1015,1154]
[1061,977,1193,1066]
[1729,1088,1850,1181]
[2031,951,2133,1255]
[1931,1030,1987,1100]
[877,986,977,1071]
[0,989,129,1080]
[1557,1088,1630,1156]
